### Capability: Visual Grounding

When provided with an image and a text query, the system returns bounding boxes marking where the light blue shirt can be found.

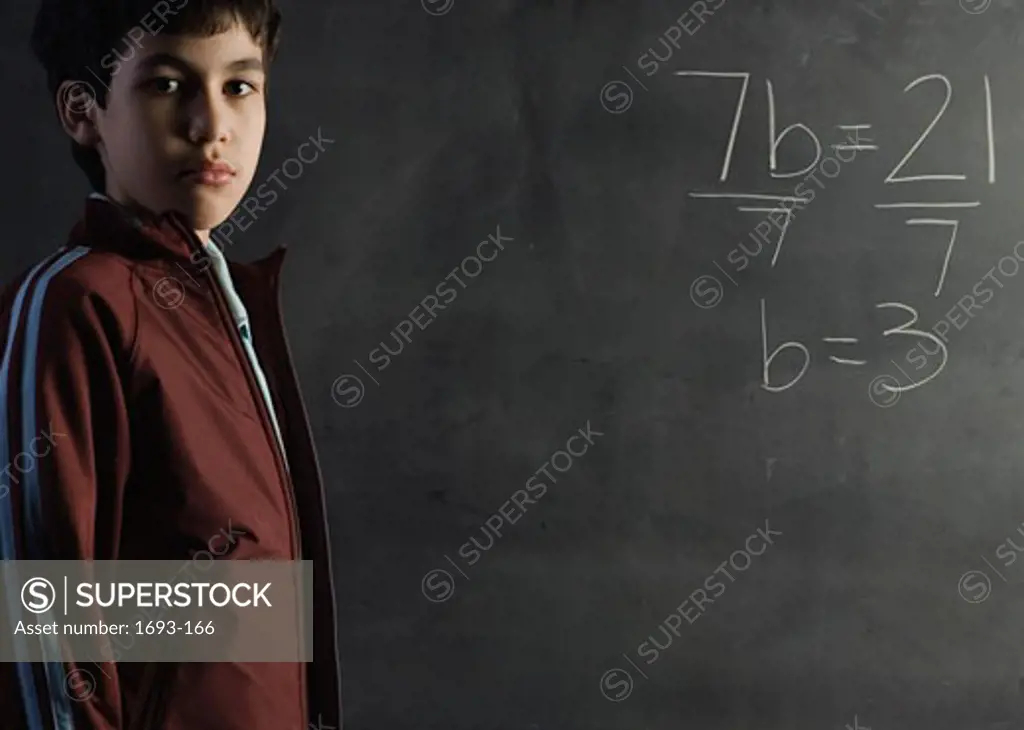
[201,237,289,472]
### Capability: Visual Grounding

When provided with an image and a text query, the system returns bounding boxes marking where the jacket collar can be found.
[71,193,204,262]
[68,193,290,288]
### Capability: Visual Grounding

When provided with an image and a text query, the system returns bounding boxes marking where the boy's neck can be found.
[90,191,211,246]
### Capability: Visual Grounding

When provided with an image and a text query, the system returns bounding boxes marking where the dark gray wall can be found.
[5,1,1024,728]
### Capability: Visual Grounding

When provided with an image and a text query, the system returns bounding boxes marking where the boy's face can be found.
[79,18,267,240]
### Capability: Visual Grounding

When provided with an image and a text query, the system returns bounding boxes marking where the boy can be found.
[0,1,341,728]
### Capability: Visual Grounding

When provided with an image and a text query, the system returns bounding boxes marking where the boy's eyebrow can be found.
[225,57,265,73]
[135,52,265,75]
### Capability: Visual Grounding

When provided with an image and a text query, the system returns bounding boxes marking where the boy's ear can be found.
[55,79,101,147]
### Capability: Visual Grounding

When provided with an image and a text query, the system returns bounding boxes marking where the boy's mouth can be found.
[179,159,236,187]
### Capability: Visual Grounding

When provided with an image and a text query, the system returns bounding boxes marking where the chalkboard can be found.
[6,0,1024,728]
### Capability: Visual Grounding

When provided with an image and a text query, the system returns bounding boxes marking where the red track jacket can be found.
[0,196,341,730]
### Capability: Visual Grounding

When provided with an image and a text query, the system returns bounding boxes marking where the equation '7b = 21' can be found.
[760,298,947,393]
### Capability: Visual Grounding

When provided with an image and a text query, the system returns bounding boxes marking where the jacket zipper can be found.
[169,220,309,727]
[169,219,302,561]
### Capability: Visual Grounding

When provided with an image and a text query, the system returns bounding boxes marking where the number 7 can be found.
[905,218,959,297]
[675,71,750,182]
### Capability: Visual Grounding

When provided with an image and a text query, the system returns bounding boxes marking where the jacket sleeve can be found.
[0,255,134,730]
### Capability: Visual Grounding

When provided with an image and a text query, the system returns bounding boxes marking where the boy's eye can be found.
[148,77,180,94]
[226,80,258,97]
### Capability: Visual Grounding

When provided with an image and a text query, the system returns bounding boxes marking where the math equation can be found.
[682,71,999,395]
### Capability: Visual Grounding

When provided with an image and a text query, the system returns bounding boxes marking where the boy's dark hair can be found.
[30,0,282,192]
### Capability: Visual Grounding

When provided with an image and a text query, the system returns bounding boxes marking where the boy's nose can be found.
[186,94,231,145]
